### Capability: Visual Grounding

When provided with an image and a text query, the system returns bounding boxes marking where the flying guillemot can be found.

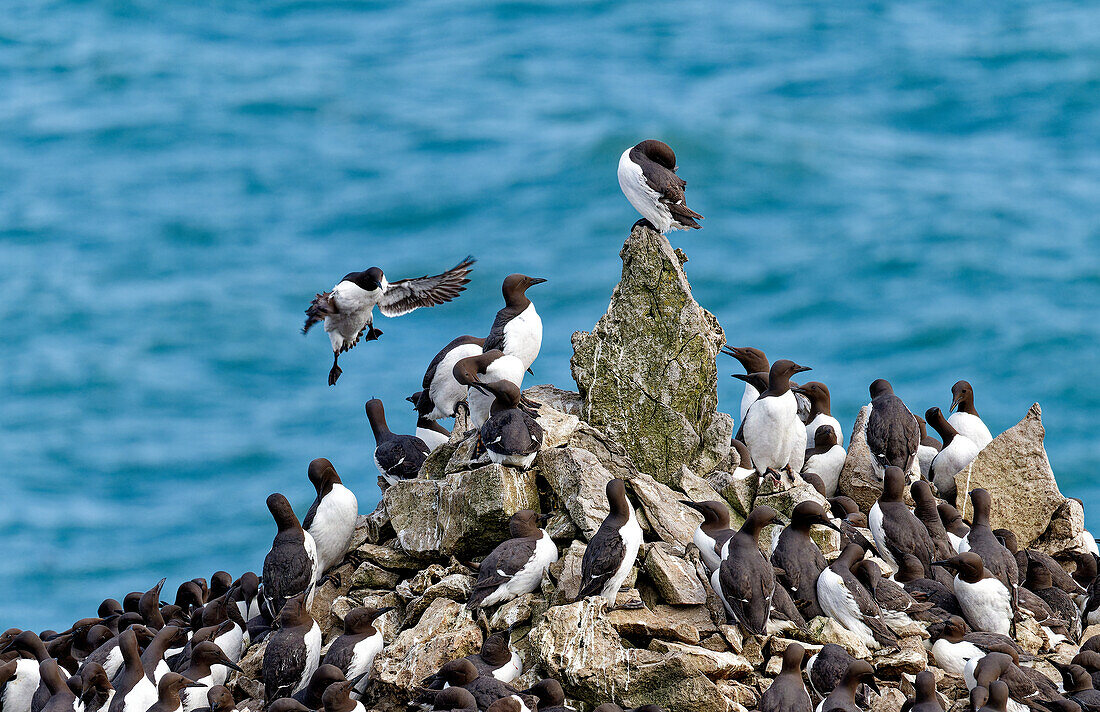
[617,139,703,234]
[484,275,545,373]
[366,398,430,486]
[303,257,475,385]
[467,510,558,610]
[576,479,643,608]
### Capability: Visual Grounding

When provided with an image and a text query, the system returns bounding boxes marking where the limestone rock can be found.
[705,470,755,522]
[571,224,729,485]
[538,446,614,540]
[648,639,753,680]
[626,472,707,545]
[383,479,443,557]
[351,541,423,571]
[953,404,1070,547]
[643,542,708,605]
[607,604,701,644]
[371,598,482,695]
[349,561,401,591]
[524,384,583,417]
[837,406,881,512]
[547,540,588,606]
[1032,498,1090,558]
[806,616,872,659]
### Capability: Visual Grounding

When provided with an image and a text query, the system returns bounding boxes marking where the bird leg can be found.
[328,353,342,386]
[317,571,342,589]
[632,218,657,231]
[366,325,383,341]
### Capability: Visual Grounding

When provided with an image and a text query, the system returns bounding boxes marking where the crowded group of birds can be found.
[5,139,1100,712]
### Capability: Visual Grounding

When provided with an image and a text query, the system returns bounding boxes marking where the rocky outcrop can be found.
[571,223,732,485]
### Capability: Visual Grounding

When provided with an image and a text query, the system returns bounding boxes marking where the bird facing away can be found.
[303,257,475,385]
[617,139,703,233]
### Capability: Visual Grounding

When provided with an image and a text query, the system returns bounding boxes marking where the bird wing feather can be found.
[378,256,475,317]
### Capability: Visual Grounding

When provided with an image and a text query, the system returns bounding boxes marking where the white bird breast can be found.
[617,148,672,233]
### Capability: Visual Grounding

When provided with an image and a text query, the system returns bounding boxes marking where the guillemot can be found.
[681,500,734,572]
[365,398,430,486]
[108,629,157,712]
[802,425,845,496]
[925,407,979,501]
[741,360,811,479]
[178,642,243,712]
[949,380,994,449]
[759,643,811,712]
[484,275,545,372]
[262,592,321,702]
[301,458,359,581]
[473,380,543,469]
[261,493,319,617]
[938,502,971,552]
[933,553,1013,635]
[865,379,919,478]
[959,489,1019,630]
[576,479,643,608]
[147,674,204,712]
[868,466,935,575]
[617,139,703,234]
[722,346,769,422]
[817,660,878,712]
[321,608,394,697]
[915,415,942,480]
[794,381,843,448]
[852,559,935,628]
[716,505,779,635]
[909,480,957,569]
[420,629,521,689]
[303,256,475,385]
[410,335,486,421]
[816,544,898,650]
[468,510,557,609]
[453,350,527,429]
[904,672,943,712]
[771,501,838,619]
[408,406,451,452]
[417,660,537,712]
[291,665,346,709]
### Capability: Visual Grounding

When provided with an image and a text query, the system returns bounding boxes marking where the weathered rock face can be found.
[837,406,881,511]
[371,597,482,694]
[954,404,1082,549]
[571,223,731,485]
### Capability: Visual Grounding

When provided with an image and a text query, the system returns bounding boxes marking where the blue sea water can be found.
[2,0,1100,630]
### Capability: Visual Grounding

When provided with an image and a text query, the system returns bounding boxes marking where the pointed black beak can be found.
[819,518,841,533]
[793,364,812,374]
[536,513,552,525]
[527,277,547,286]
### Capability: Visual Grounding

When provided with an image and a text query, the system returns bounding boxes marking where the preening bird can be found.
[617,139,703,234]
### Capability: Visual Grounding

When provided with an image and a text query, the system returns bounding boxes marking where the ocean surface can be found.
[2,0,1099,630]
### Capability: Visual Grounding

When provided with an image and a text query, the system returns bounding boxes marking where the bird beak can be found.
[931,560,954,570]
[536,513,552,525]
[527,277,547,286]
[679,500,705,513]
[184,678,206,688]
[819,519,841,533]
[950,394,962,412]
[220,658,244,673]
[865,679,880,695]
[794,365,812,374]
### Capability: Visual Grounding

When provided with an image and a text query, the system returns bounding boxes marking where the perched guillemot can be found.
[816,544,898,650]
[291,665,346,709]
[266,701,311,712]
[234,572,260,627]
[910,480,957,568]
[865,379,919,478]
[139,578,168,628]
[576,479,643,608]
[806,644,857,700]
[175,582,204,617]
[794,382,843,448]
[938,502,971,552]
[201,686,234,712]
[969,652,1061,712]
[417,660,537,712]
[681,500,734,573]
[4,632,51,712]
[771,501,838,619]
[261,493,319,617]
[1054,664,1100,712]
[474,380,543,469]
[959,489,1019,624]
[453,350,526,429]
[617,139,703,234]
[949,380,994,449]
[303,256,476,385]
[262,592,321,702]
[410,335,486,421]
[468,510,558,609]
[933,553,1013,635]
[77,662,115,712]
[802,425,845,496]
[741,360,811,478]
[146,674,204,712]
[210,572,232,601]
[321,608,393,696]
[420,629,521,690]
[869,466,935,575]
[997,530,1083,595]
[818,660,879,712]
[852,559,935,629]
[759,643,810,712]
[409,407,451,452]
[925,407,979,501]
[366,399,430,486]
[108,629,157,712]
[321,677,367,712]
[905,671,943,712]
[722,346,769,422]
[730,438,756,479]
[1024,553,1081,640]
[484,275,546,372]
[0,661,21,712]
[915,415,942,480]
[929,616,1013,678]
[716,506,779,635]
[302,458,359,581]
[521,680,570,712]
[38,659,81,712]
[975,680,1010,712]
[178,642,242,712]
[81,628,126,681]
[424,687,478,712]
[139,625,186,684]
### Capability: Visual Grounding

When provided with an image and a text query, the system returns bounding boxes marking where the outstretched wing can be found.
[378,256,476,317]
[303,291,336,334]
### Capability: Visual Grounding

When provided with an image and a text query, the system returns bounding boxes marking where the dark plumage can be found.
[771,501,838,619]
[717,506,779,635]
[577,479,642,606]
[759,643,810,712]
[261,493,317,618]
[865,379,919,475]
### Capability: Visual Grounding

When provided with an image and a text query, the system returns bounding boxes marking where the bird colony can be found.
[4,140,1100,712]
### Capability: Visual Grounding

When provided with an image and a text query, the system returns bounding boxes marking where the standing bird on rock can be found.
[905,671,945,712]
[681,500,735,573]
[925,407,979,501]
[410,335,485,421]
[960,489,1019,629]
[716,506,779,635]
[723,346,770,422]
[303,257,476,385]
[771,501,838,619]
[915,415,942,480]
[741,360,811,480]
[803,425,845,496]
[818,660,879,712]
[484,275,545,373]
[468,510,558,610]
[473,380,544,469]
[262,593,321,702]
[865,379,919,479]
[817,544,898,650]
[794,381,843,448]
[261,493,318,617]
[933,553,1013,635]
[322,607,394,697]
[365,399,429,486]
[949,380,994,449]
[617,139,703,234]
[577,479,643,608]
[302,458,358,581]
[759,643,811,712]
[869,466,935,575]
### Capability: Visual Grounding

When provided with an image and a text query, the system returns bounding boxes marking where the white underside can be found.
[930,436,979,495]
[739,384,760,425]
[295,623,323,695]
[479,531,559,608]
[917,444,938,479]
[492,650,522,683]
[803,445,845,496]
[468,354,526,428]
[426,343,484,420]
[694,527,720,572]
[600,506,642,604]
[324,281,381,352]
[307,483,359,575]
[954,575,1012,635]
[122,677,157,712]
[948,412,993,450]
[867,503,898,570]
[742,392,800,473]
[499,304,542,371]
[4,659,41,712]
[816,567,882,650]
[617,149,674,233]
[416,426,450,451]
[347,631,384,696]
[805,414,843,449]
[487,449,538,469]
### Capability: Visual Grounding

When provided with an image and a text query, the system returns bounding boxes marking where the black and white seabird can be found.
[915,415,942,480]
[938,502,971,553]
[417,660,537,712]
[722,346,769,422]
[741,360,811,478]
[759,643,810,712]
[420,629,521,689]
[147,674,204,712]
[77,662,114,712]
[468,510,558,609]
[303,256,476,385]
[905,671,944,712]
[716,505,779,635]
[139,625,186,684]
[865,379,920,479]
[453,350,527,429]
[203,686,234,712]
[1024,553,1081,641]
[969,652,1061,712]
[262,592,321,702]
[424,687,477,712]
[408,404,451,452]
[818,660,879,712]
[949,380,994,449]
[771,501,838,619]
[107,629,157,712]
[959,489,1019,625]
[852,559,935,630]
[38,659,82,712]
[910,480,957,568]
[576,479,643,607]
[321,608,393,696]
[484,275,545,373]
[802,425,845,497]
[681,500,734,573]
[302,458,359,580]
[410,335,486,421]
[794,381,843,449]
[869,466,936,575]
[366,399,430,486]
[178,642,243,712]
[321,677,367,712]
[521,680,571,712]
[261,493,319,617]
[816,544,898,650]
[290,665,346,709]
[730,438,756,479]
[1054,663,1100,712]
[933,553,1013,635]
[617,139,703,234]
[474,380,543,469]
[929,616,1019,678]
[925,407,979,501]
[806,644,856,700]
